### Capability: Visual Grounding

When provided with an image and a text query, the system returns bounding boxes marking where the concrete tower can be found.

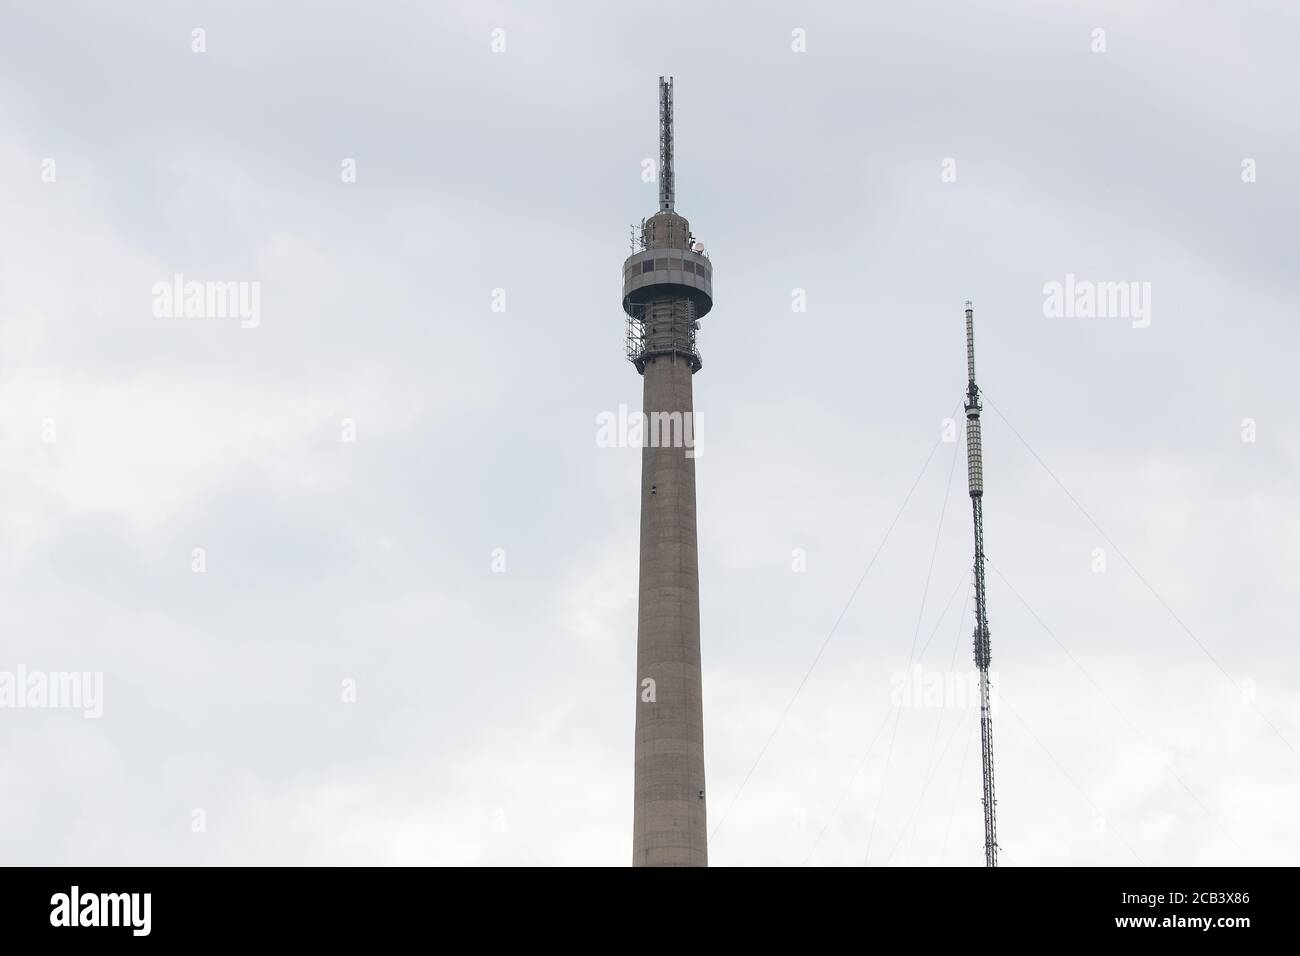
[621,77,714,867]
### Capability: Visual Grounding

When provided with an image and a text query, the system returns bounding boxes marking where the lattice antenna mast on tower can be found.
[963,301,998,868]
[658,77,674,213]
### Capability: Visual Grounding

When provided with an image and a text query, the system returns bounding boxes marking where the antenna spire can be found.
[965,299,977,388]
[658,76,674,213]
[963,301,999,868]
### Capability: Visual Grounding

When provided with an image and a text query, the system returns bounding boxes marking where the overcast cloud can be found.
[1,1,1297,865]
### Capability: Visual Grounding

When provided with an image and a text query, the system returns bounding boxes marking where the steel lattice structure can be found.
[658,77,674,213]
[963,301,998,868]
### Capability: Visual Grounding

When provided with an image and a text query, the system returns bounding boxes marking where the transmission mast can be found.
[963,301,998,867]
[658,77,674,213]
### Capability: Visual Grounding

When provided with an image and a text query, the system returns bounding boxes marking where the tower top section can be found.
[621,78,713,375]
[964,302,984,497]
[621,76,714,322]
[631,75,700,255]
[964,301,981,411]
[659,77,674,213]
[964,301,977,388]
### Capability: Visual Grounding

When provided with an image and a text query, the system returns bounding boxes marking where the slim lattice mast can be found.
[658,77,674,213]
[963,301,998,868]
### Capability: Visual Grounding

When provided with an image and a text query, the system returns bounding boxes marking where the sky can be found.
[0,0,1297,866]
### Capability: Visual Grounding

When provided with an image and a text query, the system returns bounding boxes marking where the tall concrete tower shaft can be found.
[621,77,714,867]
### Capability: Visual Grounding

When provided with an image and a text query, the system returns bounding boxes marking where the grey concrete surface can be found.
[633,349,707,867]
